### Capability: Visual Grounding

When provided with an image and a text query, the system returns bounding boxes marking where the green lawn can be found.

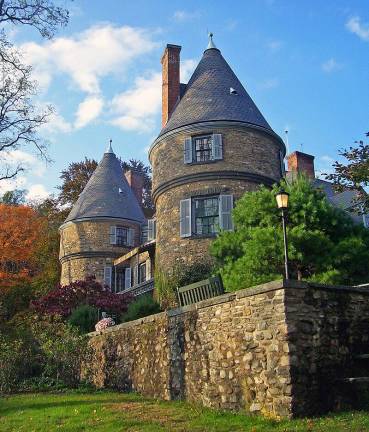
[0,392,369,432]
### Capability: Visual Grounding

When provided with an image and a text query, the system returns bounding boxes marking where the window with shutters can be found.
[110,226,134,247]
[180,194,234,238]
[116,227,128,246]
[194,196,219,235]
[184,133,223,164]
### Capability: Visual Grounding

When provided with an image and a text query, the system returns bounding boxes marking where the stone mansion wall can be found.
[86,280,369,418]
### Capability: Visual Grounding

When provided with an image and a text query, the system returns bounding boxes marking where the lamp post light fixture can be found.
[275,189,290,280]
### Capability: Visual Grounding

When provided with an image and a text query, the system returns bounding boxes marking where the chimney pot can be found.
[161,44,181,127]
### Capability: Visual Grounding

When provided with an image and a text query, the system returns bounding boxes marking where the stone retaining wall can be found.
[86,280,369,418]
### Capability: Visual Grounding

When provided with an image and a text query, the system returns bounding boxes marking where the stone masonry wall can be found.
[59,219,141,285]
[155,179,259,273]
[86,280,369,418]
[150,125,283,274]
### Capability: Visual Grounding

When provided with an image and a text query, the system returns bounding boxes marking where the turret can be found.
[59,143,145,289]
[149,35,285,274]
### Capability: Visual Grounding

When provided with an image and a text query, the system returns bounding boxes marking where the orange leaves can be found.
[0,204,46,286]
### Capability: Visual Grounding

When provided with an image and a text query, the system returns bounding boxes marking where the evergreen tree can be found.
[211,176,369,291]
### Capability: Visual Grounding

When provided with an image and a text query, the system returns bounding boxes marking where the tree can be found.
[0,1,69,181]
[211,176,369,291]
[31,276,131,317]
[325,133,369,213]
[0,203,45,287]
[57,158,98,207]
[0,0,69,39]
[0,36,51,180]
[0,189,26,205]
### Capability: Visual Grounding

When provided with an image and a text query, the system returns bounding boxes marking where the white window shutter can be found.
[184,137,193,164]
[127,228,134,246]
[104,266,112,289]
[219,195,234,231]
[148,219,156,241]
[180,199,192,238]
[110,226,116,245]
[146,259,151,279]
[124,267,131,289]
[212,134,223,160]
[133,265,139,285]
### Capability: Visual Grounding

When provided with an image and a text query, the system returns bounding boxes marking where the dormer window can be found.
[184,133,223,164]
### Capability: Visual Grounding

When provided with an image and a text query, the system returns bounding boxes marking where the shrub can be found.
[95,317,115,332]
[121,294,161,323]
[174,261,214,287]
[32,276,131,317]
[68,304,98,333]
[0,314,92,393]
[154,269,178,309]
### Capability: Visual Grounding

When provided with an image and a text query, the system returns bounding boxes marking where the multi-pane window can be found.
[180,195,234,238]
[139,262,147,283]
[194,196,219,235]
[184,134,223,164]
[116,227,128,246]
[194,135,213,162]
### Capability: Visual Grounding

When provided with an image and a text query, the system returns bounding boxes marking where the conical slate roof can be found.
[159,45,272,136]
[65,146,145,224]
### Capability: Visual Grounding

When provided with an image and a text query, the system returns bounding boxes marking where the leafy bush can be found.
[154,269,178,309]
[174,261,214,287]
[0,314,92,394]
[32,276,131,317]
[68,304,98,333]
[121,294,161,323]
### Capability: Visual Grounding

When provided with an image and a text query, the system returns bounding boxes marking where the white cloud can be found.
[346,16,369,41]
[110,72,161,132]
[0,150,46,177]
[26,184,50,201]
[267,40,283,52]
[321,58,343,73]
[259,77,279,90]
[315,155,336,178]
[173,10,201,22]
[21,24,159,94]
[75,96,104,129]
[40,108,72,135]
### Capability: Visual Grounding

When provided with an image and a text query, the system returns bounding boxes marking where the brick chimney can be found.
[287,151,315,179]
[161,44,181,127]
[125,170,145,206]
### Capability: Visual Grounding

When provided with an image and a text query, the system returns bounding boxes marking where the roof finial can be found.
[105,139,114,154]
[206,32,217,50]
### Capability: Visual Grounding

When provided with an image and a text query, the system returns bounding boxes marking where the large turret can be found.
[59,143,145,288]
[149,35,285,273]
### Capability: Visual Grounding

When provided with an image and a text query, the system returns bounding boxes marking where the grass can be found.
[1,391,369,431]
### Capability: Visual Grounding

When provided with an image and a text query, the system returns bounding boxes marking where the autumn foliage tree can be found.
[0,203,45,286]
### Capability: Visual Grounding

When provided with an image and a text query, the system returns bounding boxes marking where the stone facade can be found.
[86,280,369,417]
[150,123,284,273]
[59,218,142,285]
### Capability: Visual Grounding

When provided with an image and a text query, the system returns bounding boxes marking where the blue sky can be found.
[1,0,368,199]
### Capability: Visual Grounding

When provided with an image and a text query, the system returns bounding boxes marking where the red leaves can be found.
[31,276,131,317]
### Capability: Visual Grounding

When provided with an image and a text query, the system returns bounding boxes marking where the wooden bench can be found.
[177,276,224,307]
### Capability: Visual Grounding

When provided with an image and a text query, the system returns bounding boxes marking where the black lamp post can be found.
[275,189,290,280]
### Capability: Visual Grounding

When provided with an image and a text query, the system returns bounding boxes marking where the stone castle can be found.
[59,35,285,290]
[59,35,367,291]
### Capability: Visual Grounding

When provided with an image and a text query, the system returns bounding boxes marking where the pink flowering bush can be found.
[95,317,115,332]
